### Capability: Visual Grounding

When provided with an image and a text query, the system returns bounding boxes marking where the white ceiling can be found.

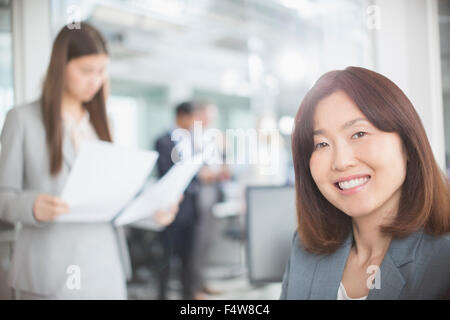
[51,0,369,112]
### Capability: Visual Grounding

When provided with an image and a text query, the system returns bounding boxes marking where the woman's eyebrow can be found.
[313,117,369,135]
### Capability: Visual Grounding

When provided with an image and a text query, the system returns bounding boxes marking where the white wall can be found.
[12,0,52,105]
[373,0,446,171]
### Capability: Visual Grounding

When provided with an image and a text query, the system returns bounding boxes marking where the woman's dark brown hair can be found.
[41,22,112,175]
[292,66,450,255]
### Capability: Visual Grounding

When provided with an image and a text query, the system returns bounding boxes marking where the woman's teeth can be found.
[338,176,370,190]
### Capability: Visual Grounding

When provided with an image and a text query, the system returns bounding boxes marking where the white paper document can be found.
[114,153,204,227]
[56,141,158,223]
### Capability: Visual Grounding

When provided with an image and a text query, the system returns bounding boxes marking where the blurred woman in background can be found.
[0,22,178,299]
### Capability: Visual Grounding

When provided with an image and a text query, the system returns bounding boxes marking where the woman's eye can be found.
[314,142,328,150]
[81,68,94,74]
[351,131,367,139]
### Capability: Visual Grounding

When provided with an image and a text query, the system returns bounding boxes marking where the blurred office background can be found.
[0,0,449,299]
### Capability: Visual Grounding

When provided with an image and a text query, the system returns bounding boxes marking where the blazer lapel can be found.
[368,230,423,299]
[309,233,353,299]
[367,252,405,299]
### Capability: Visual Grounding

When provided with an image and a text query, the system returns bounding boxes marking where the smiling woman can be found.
[281,66,450,300]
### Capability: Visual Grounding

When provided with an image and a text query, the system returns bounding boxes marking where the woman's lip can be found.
[334,174,371,184]
[335,176,371,195]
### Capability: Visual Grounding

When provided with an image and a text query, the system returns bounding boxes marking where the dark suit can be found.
[155,131,199,299]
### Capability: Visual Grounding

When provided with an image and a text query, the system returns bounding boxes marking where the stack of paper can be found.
[114,152,204,226]
[55,140,205,228]
[56,141,158,223]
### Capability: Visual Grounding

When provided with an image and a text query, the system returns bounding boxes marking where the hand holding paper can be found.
[54,140,205,227]
[114,152,204,226]
[33,194,70,222]
[153,196,183,226]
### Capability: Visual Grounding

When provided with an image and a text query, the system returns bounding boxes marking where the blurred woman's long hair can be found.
[41,22,112,176]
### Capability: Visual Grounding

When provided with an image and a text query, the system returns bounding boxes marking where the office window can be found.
[438,0,450,177]
[108,96,139,148]
[0,0,14,134]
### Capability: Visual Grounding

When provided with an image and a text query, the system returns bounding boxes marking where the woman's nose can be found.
[88,76,103,90]
[331,142,357,171]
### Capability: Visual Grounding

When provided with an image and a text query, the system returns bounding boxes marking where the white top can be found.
[337,282,368,300]
[63,110,98,153]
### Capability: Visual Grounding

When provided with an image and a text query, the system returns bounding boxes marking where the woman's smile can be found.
[334,174,371,195]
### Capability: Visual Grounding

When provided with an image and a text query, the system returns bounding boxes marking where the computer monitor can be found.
[246,185,297,284]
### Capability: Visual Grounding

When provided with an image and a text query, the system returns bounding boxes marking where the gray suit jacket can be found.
[0,102,131,298]
[280,229,450,300]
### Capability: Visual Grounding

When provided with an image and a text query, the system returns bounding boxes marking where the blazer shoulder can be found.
[421,232,450,257]
[412,232,450,280]
[8,101,42,122]
[413,232,450,297]
[281,231,325,299]
[290,231,323,264]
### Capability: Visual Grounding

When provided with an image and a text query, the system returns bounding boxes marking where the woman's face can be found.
[64,53,109,103]
[309,90,408,219]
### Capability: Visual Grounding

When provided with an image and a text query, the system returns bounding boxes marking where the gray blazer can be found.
[0,102,131,298]
[280,229,450,300]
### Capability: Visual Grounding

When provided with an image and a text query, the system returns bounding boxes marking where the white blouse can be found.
[337,282,368,300]
[63,110,98,153]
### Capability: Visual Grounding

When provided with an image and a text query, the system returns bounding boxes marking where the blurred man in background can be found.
[191,101,230,299]
[154,101,199,300]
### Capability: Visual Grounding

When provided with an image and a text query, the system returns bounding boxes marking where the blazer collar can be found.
[385,229,424,267]
[309,229,424,300]
[368,229,424,300]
